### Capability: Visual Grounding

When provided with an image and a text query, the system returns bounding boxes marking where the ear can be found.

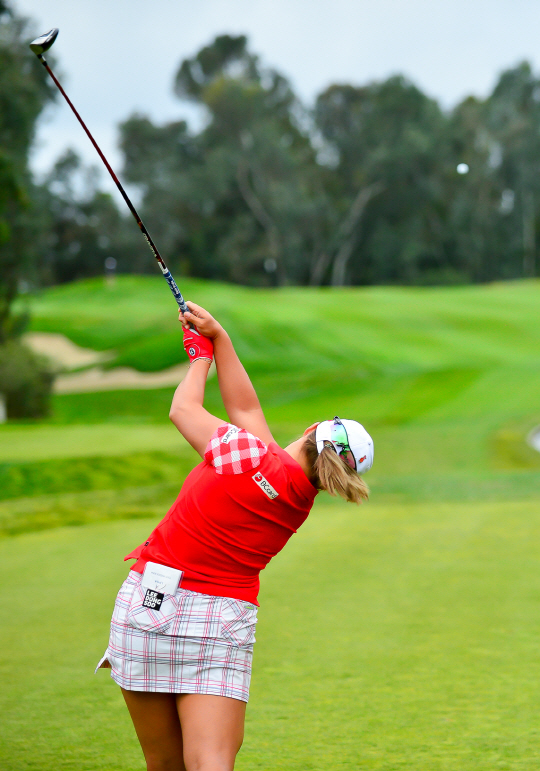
[303,422,320,436]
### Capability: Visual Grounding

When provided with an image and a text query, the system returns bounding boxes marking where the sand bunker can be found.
[23,332,202,393]
[24,332,114,368]
[54,364,191,393]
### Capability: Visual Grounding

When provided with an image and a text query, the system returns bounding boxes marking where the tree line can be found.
[4,2,540,313]
[4,0,540,416]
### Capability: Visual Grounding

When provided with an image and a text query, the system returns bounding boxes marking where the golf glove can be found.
[183,328,214,365]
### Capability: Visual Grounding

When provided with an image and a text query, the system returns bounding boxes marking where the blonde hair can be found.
[304,430,369,504]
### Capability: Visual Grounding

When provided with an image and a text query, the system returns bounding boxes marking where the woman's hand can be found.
[179,301,223,339]
[183,327,214,364]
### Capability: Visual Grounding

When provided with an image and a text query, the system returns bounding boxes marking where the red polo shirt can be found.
[125,424,318,605]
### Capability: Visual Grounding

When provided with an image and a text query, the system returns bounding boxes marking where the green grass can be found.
[4,276,540,530]
[0,449,195,504]
[3,276,540,768]
[0,484,179,537]
[45,388,177,425]
[23,276,540,374]
[0,424,190,463]
[3,501,540,770]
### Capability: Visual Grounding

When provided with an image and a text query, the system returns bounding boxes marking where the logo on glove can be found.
[183,327,214,364]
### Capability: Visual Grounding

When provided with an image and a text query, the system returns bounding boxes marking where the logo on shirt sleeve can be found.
[221,425,240,444]
[252,472,278,500]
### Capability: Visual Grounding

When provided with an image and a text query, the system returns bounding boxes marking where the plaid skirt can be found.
[96,570,258,702]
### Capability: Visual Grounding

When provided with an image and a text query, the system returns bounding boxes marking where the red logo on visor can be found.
[359,456,367,463]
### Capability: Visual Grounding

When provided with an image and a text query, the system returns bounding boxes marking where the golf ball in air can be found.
[457,163,469,174]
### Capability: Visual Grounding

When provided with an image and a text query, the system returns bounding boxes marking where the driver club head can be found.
[29,28,59,55]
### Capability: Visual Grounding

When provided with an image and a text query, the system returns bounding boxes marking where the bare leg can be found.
[121,689,186,771]
[176,694,246,771]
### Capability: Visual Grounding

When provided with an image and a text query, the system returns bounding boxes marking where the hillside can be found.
[17,276,540,500]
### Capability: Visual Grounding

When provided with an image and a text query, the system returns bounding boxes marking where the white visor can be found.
[315,418,374,474]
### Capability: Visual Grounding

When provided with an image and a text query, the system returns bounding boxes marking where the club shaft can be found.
[37,55,188,312]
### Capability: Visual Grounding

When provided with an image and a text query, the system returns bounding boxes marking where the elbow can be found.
[169,403,188,426]
[169,406,184,425]
[169,401,202,428]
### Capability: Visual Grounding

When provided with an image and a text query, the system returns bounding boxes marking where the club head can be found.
[29,28,59,55]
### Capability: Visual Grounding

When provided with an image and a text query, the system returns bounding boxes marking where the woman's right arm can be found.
[180,302,275,446]
[169,358,225,457]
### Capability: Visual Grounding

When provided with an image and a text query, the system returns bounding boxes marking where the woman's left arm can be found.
[169,359,225,457]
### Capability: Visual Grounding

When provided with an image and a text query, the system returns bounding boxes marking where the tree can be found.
[486,62,540,278]
[446,95,502,283]
[315,77,450,285]
[445,62,540,283]
[38,149,135,284]
[0,2,58,418]
[121,35,323,286]
[44,34,540,290]
[0,1,56,339]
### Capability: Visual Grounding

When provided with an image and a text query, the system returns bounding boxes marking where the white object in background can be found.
[457,163,469,174]
[527,426,540,453]
[0,394,6,424]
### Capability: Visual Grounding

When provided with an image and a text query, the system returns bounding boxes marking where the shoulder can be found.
[204,423,268,475]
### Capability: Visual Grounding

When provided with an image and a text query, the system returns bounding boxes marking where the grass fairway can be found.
[3,276,540,768]
[2,501,540,770]
[1,424,187,463]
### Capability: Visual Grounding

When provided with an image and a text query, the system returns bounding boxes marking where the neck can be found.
[283,436,311,478]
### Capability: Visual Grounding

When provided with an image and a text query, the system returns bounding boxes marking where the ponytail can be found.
[304,430,369,504]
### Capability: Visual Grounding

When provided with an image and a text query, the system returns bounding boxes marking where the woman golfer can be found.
[97,302,373,771]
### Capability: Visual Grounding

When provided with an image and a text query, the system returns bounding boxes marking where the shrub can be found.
[0,340,55,419]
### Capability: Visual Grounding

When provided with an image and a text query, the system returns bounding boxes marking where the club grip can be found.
[160,268,189,313]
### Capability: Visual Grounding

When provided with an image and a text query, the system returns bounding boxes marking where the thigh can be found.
[122,688,186,771]
[176,694,246,771]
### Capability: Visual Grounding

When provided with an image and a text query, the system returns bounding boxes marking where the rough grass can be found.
[0,484,178,537]
[0,450,194,504]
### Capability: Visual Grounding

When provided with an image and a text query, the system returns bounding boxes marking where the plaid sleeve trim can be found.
[204,423,268,475]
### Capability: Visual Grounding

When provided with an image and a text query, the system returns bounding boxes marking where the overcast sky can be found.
[15,0,540,193]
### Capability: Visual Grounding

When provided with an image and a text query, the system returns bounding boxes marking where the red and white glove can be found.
[183,327,214,365]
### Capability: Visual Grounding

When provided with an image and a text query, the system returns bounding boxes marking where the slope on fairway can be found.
[4,276,540,536]
[3,499,540,771]
[25,276,540,373]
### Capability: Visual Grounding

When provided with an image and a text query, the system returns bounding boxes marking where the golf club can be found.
[29,28,190,314]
